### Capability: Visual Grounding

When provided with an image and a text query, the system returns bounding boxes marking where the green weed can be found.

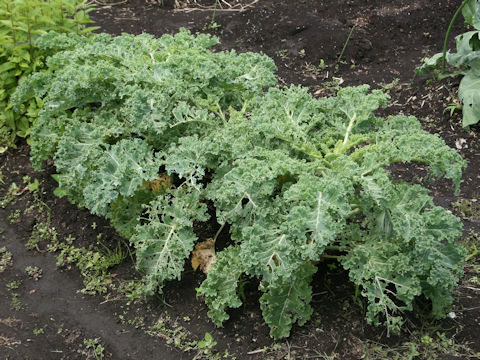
[453,198,480,222]
[83,338,105,360]
[195,332,217,357]
[275,49,288,58]
[25,265,42,280]
[33,326,46,335]
[5,280,21,290]
[0,183,20,208]
[336,25,355,69]
[463,230,480,264]
[362,330,480,359]
[10,293,22,311]
[27,222,57,250]
[8,209,21,223]
[0,246,13,272]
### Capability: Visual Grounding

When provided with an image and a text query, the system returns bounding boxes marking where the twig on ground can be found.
[87,0,127,7]
[174,0,260,13]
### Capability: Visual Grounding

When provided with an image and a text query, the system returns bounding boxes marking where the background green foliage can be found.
[14,30,467,339]
[417,0,480,127]
[0,0,96,149]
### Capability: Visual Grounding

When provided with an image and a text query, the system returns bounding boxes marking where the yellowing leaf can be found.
[149,174,173,194]
[191,239,216,274]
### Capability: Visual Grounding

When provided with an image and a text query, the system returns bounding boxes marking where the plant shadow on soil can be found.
[1,0,480,359]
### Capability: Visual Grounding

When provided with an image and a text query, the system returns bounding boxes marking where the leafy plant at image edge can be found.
[13,29,467,339]
[0,0,97,148]
[417,0,480,127]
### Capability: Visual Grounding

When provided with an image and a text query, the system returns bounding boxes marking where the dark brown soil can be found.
[1,0,480,359]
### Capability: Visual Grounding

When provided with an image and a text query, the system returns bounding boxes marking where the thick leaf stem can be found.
[8,2,17,46]
[342,111,357,146]
[442,0,470,71]
[213,222,226,244]
[25,2,34,60]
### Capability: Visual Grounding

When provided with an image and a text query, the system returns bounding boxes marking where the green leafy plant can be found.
[25,265,42,280]
[205,0,220,30]
[55,237,120,295]
[195,332,217,356]
[8,209,21,223]
[5,280,22,310]
[0,246,13,272]
[417,0,480,127]
[33,326,46,335]
[363,330,480,359]
[15,30,467,339]
[83,338,105,360]
[0,0,97,148]
[0,182,20,208]
[10,292,22,310]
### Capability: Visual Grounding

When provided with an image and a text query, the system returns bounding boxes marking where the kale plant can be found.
[14,30,466,339]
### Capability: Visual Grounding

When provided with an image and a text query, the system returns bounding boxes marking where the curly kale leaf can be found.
[83,139,161,216]
[19,29,276,170]
[132,188,209,294]
[53,121,107,207]
[282,173,353,261]
[341,184,464,334]
[350,115,465,193]
[259,261,316,339]
[196,246,245,326]
[163,135,209,191]
[109,189,155,239]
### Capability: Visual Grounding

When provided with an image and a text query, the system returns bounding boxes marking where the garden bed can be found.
[1,0,479,359]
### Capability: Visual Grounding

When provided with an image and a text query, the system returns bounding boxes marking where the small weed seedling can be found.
[25,265,43,280]
[33,326,46,335]
[0,183,20,208]
[363,330,480,359]
[453,198,480,222]
[27,222,57,251]
[444,102,462,117]
[207,0,220,30]
[463,230,480,264]
[8,209,21,223]
[83,338,105,360]
[6,280,21,290]
[6,280,23,311]
[10,293,22,311]
[0,247,13,272]
[194,332,217,358]
[275,49,288,58]
[304,60,328,76]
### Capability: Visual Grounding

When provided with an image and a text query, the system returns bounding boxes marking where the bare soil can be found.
[1,0,479,359]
